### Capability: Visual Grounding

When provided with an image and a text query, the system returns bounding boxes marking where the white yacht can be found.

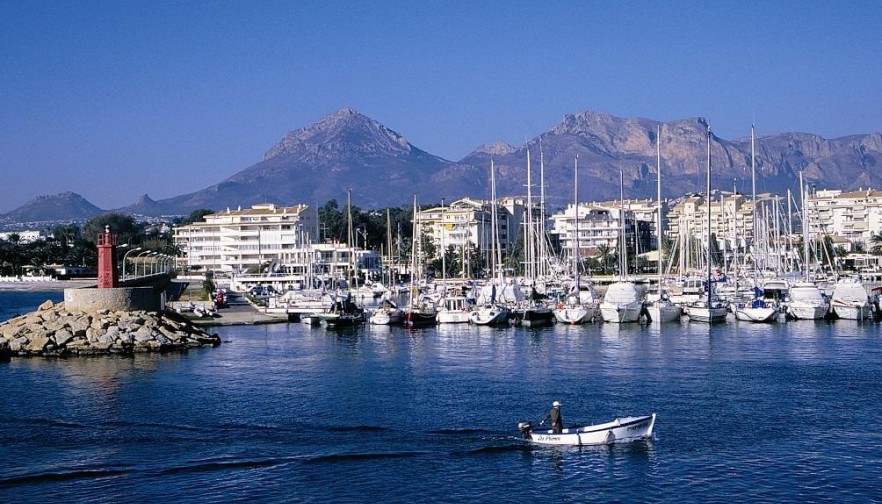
[599,281,644,323]
[785,282,829,320]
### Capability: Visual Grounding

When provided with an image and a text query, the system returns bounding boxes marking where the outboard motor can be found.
[517,421,533,438]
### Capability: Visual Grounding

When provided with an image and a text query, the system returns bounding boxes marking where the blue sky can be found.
[2,1,880,212]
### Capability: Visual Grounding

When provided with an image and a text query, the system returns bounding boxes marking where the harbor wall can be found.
[64,286,161,313]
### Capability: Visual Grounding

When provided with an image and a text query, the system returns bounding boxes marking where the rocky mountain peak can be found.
[471,141,517,156]
[263,108,414,162]
[135,194,155,205]
[3,192,103,222]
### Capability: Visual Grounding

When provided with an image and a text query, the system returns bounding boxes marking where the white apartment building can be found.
[416,197,522,258]
[549,203,643,259]
[173,203,318,273]
[806,188,882,247]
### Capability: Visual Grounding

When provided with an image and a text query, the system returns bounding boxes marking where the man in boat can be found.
[541,401,564,433]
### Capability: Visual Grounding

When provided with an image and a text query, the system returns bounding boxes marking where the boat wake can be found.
[0,467,132,489]
[451,444,534,456]
[155,456,296,475]
[303,451,430,464]
[324,424,391,433]
[427,427,497,435]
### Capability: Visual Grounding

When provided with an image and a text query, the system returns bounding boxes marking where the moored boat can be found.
[785,282,829,320]
[369,296,404,325]
[830,277,872,320]
[599,281,644,323]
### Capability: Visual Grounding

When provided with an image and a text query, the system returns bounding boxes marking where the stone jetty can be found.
[0,300,221,358]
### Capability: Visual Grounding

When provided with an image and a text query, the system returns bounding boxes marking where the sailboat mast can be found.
[799,172,810,282]
[540,145,547,279]
[386,208,392,286]
[347,189,354,289]
[620,170,626,276]
[706,124,713,293]
[657,125,663,296]
[410,195,419,304]
[751,124,757,277]
[574,155,580,282]
[526,148,534,281]
[490,159,501,278]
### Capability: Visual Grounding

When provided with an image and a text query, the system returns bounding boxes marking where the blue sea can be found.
[2,291,882,502]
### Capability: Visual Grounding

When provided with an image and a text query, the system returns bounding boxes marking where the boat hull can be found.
[519,413,656,446]
[686,305,728,324]
[645,302,682,323]
[436,311,471,324]
[405,311,438,327]
[513,307,554,327]
[786,303,828,320]
[734,306,778,323]
[469,305,510,326]
[832,302,872,320]
[553,304,597,324]
[369,310,404,325]
[599,302,643,323]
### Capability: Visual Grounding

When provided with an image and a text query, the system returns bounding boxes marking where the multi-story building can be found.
[548,202,648,261]
[805,188,882,247]
[416,196,523,259]
[173,203,318,273]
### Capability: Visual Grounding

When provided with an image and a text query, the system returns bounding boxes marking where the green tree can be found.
[83,212,142,246]
[596,244,613,275]
[179,208,215,225]
[870,232,882,255]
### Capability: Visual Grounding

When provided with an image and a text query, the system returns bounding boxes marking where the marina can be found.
[2,289,882,502]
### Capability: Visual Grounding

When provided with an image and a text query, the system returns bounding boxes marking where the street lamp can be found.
[115,243,130,280]
[121,247,142,280]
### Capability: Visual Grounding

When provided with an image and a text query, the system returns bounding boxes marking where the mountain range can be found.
[4,108,882,223]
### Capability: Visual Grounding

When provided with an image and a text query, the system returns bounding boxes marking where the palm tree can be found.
[596,244,613,275]
[870,232,882,255]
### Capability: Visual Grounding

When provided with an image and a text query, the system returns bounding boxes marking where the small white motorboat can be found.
[517,413,656,446]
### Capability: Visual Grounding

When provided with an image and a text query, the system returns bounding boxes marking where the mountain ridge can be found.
[6,108,882,221]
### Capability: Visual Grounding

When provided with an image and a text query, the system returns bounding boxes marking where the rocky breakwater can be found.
[0,300,221,358]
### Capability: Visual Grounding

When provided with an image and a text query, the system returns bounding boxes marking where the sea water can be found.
[2,292,881,502]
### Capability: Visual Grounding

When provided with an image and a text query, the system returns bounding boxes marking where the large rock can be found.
[38,300,54,311]
[1,304,220,358]
[26,335,50,352]
[53,329,75,347]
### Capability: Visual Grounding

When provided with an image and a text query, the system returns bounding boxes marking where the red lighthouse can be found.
[97,226,119,288]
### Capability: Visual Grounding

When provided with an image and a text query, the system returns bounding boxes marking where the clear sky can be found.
[2,1,880,213]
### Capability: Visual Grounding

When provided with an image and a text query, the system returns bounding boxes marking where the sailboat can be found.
[600,171,645,323]
[404,195,439,327]
[553,155,600,325]
[645,125,682,323]
[318,190,366,328]
[470,159,512,326]
[685,124,728,323]
[733,125,778,323]
[784,171,830,320]
[511,148,554,327]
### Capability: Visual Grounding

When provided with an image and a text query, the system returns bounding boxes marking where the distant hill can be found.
[7,108,882,221]
[153,108,882,214]
[147,108,470,213]
[3,192,103,223]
